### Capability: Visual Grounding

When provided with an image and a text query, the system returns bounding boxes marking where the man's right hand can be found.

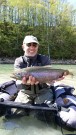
[22,76,39,85]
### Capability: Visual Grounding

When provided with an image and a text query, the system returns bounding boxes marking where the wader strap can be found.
[50,85,56,103]
[22,84,36,94]
[31,85,36,94]
[22,84,49,95]
[35,85,39,94]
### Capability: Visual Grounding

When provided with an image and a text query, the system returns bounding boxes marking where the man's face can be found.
[22,42,39,57]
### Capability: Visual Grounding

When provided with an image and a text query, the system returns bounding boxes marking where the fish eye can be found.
[17,72,21,76]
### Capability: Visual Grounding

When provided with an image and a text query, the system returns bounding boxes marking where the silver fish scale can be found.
[27,69,64,83]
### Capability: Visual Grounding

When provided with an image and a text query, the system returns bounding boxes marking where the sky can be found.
[67,0,76,9]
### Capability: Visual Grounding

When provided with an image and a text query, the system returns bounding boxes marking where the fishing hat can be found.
[23,35,39,45]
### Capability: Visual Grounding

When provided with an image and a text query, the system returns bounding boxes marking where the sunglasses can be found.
[26,43,38,47]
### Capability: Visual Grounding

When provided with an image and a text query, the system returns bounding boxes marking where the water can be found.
[0,115,62,135]
[0,64,76,135]
[0,64,13,83]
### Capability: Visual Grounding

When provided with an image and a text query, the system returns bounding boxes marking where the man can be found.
[12,35,54,115]
[11,35,76,130]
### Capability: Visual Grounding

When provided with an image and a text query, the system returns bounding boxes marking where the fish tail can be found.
[69,72,74,77]
[64,70,73,77]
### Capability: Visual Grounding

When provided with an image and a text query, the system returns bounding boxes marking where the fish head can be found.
[11,71,23,80]
[11,69,29,80]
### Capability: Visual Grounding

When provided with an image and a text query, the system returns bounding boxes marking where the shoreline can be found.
[0,58,76,65]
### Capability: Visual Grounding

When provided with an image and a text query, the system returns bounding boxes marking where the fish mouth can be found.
[10,72,19,79]
[10,75,17,79]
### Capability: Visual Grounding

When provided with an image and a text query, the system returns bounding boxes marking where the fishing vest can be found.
[22,54,44,67]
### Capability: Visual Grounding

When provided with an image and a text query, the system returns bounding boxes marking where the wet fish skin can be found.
[11,66,72,83]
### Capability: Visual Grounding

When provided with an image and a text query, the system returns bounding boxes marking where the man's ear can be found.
[22,44,24,51]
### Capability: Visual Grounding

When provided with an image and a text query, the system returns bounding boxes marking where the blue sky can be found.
[67,0,76,9]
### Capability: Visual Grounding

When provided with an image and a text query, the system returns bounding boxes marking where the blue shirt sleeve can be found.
[39,54,51,66]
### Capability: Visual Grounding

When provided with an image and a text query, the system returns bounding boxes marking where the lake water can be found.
[0,64,76,135]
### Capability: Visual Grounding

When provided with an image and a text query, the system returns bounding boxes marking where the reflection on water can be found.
[0,121,20,130]
[0,115,62,135]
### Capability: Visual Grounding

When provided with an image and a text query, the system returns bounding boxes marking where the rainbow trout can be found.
[11,66,72,83]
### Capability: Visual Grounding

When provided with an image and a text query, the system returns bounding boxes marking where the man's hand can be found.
[22,76,39,85]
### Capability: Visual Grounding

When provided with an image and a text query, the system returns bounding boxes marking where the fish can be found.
[11,66,73,83]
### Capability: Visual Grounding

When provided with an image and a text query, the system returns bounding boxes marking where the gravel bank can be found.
[0,58,76,64]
